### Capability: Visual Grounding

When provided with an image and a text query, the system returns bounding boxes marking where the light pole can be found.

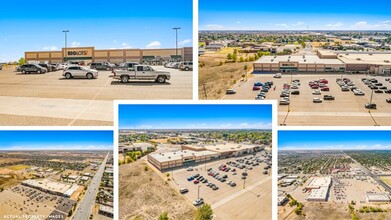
[62,30,70,62]
[197,185,201,199]
[173,27,181,61]
[369,89,374,114]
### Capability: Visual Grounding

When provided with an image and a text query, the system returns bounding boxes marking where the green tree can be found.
[158,212,169,220]
[239,56,244,62]
[233,49,238,54]
[195,204,213,220]
[244,64,248,70]
[68,209,73,217]
[18,57,26,65]
[227,53,232,60]
[232,53,238,62]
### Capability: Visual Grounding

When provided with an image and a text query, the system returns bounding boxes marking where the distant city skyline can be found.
[0,131,113,150]
[279,130,391,150]
[0,0,192,62]
[119,104,272,130]
[199,0,391,31]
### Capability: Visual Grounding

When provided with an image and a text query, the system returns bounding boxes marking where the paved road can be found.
[72,152,110,220]
[345,152,391,193]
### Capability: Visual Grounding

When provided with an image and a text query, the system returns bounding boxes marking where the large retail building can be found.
[25,47,193,64]
[254,50,391,74]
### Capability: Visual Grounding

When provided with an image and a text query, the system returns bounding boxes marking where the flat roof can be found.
[99,205,114,214]
[23,179,72,194]
[149,150,220,163]
[306,176,332,189]
[255,55,343,65]
[366,193,390,201]
[337,53,391,65]
[307,186,329,201]
[204,143,259,153]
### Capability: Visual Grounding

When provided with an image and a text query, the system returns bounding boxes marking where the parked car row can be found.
[165,61,193,71]
[255,81,273,100]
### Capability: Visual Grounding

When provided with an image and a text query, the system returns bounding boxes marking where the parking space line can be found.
[211,176,271,209]
[68,77,112,126]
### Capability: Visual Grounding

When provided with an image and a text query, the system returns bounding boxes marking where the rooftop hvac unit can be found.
[356,58,361,60]
[271,59,274,62]
[385,60,390,63]
[304,59,306,62]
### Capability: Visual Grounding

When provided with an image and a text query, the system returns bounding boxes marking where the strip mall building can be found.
[25,47,193,64]
[253,50,391,75]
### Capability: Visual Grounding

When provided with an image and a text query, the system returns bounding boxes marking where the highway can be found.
[72,152,110,220]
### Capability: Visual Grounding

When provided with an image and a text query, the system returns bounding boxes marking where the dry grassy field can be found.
[199,48,254,99]
[119,159,194,220]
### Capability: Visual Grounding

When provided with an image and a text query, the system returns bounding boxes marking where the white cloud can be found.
[121,43,132,49]
[276,23,288,27]
[178,39,192,46]
[71,41,80,47]
[292,22,304,26]
[281,144,391,151]
[326,22,344,27]
[236,21,241,24]
[205,24,224,30]
[353,21,391,30]
[43,46,58,51]
[5,145,112,151]
[354,21,369,28]
[146,41,161,49]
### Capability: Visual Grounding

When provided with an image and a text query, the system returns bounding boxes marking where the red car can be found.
[321,87,330,91]
[319,79,328,84]
[253,86,261,91]
[194,180,200,184]
[311,85,319,89]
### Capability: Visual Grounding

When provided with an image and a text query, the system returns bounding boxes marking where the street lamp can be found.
[197,185,201,199]
[62,30,70,62]
[173,27,181,61]
[369,88,374,114]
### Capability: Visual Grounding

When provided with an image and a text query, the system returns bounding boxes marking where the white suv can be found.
[179,61,193,71]
[63,66,98,79]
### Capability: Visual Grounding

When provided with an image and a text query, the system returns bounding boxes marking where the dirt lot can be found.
[119,159,194,220]
[223,73,391,126]
[169,151,272,220]
[199,49,254,100]
[0,66,192,126]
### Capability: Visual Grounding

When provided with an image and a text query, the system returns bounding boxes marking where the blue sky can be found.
[119,104,272,129]
[0,130,113,150]
[279,130,391,150]
[199,0,391,31]
[0,0,192,62]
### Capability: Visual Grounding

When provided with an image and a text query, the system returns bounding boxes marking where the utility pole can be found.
[198,185,201,199]
[173,27,181,61]
[62,30,70,62]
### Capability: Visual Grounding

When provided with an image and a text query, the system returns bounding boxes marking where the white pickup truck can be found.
[113,65,171,83]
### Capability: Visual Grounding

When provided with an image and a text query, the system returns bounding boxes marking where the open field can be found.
[168,151,272,220]
[4,165,30,171]
[0,66,192,126]
[119,159,194,220]
[199,50,253,100]
[223,73,391,126]
[380,176,391,187]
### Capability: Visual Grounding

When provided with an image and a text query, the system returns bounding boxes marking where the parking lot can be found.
[223,73,391,125]
[0,66,192,125]
[169,151,272,220]
[0,185,75,219]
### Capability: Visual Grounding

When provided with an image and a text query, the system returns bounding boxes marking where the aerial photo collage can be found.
[0,0,391,219]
